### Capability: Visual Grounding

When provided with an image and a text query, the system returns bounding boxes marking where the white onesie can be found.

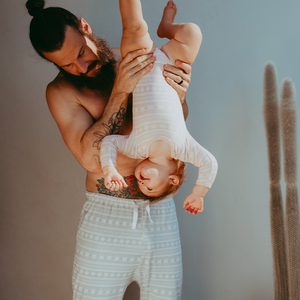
[100,48,218,188]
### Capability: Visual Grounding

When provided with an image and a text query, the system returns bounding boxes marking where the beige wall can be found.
[1,0,300,299]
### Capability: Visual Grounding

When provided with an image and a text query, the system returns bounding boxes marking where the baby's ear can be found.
[169,175,179,186]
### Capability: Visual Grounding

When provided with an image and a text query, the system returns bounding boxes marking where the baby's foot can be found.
[157,0,177,38]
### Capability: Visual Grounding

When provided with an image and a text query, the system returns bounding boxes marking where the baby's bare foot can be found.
[157,0,177,38]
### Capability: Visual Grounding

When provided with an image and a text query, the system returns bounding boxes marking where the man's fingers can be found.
[121,50,155,71]
[129,56,155,75]
[121,54,153,73]
[164,64,190,83]
[165,77,186,91]
[121,48,147,64]
[120,56,155,86]
[163,70,185,85]
[175,60,192,75]
[130,62,154,82]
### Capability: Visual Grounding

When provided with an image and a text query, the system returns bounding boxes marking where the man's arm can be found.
[46,49,155,174]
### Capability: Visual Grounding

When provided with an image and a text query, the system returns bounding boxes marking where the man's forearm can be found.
[78,90,130,173]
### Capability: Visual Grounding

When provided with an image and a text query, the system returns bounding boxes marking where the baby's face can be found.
[135,159,172,197]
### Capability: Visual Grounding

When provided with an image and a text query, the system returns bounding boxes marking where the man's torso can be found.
[47,48,141,194]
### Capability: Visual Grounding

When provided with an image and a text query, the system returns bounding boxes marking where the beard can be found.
[57,32,117,98]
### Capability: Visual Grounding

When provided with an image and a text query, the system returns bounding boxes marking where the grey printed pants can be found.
[72,192,182,300]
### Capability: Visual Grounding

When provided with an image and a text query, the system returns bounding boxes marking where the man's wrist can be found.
[109,88,129,102]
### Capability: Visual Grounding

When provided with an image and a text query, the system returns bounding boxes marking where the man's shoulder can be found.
[47,73,77,96]
[46,73,79,106]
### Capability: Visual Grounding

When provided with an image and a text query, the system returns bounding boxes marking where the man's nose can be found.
[75,59,88,74]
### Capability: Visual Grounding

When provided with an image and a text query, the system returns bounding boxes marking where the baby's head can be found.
[135,159,186,199]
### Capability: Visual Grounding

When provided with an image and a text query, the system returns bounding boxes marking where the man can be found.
[26,1,192,299]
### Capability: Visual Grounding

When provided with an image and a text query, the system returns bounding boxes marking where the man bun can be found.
[26,0,45,17]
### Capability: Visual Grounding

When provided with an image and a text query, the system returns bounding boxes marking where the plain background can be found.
[1,0,300,299]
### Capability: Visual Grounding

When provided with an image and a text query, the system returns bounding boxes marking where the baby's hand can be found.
[105,172,128,191]
[183,193,204,215]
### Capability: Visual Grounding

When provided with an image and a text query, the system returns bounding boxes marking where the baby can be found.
[100,0,218,214]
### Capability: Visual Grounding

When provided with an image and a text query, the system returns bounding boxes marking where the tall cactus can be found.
[263,62,289,300]
[280,78,300,300]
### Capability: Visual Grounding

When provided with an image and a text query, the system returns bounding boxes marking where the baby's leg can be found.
[158,0,202,65]
[120,0,154,58]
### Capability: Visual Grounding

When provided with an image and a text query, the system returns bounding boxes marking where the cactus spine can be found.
[264,62,289,300]
[280,78,300,299]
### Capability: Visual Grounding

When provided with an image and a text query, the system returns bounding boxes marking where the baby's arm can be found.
[183,185,208,215]
[100,135,130,191]
[182,136,218,214]
[104,167,128,191]
[119,0,154,58]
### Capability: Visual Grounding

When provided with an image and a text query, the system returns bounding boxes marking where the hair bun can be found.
[26,0,45,17]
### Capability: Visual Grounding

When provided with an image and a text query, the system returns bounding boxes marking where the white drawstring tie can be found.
[132,203,139,230]
[145,204,153,224]
[131,202,153,230]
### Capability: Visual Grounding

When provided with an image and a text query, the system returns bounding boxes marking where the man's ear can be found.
[80,18,92,35]
[169,175,179,186]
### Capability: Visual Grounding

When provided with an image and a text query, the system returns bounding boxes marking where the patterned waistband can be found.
[85,191,174,230]
[86,191,172,206]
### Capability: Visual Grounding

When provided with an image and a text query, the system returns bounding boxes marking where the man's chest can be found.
[78,90,107,120]
[78,90,133,133]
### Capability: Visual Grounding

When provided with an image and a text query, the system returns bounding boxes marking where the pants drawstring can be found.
[145,204,153,224]
[132,202,139,230]
[131,201,153,230]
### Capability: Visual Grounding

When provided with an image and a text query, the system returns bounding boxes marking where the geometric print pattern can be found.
[72,192,182,299]
[100,48,218,188]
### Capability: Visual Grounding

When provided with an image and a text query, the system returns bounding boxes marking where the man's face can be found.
[42,25,116,96]
[43,26,100,77]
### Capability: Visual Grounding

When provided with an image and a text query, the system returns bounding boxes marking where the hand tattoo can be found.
[93,103,126,150]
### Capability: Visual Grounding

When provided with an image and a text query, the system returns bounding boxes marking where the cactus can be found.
[280,78,300,299]
[264,62,289,300]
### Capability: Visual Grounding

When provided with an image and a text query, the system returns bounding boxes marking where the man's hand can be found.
[183,193,204,215]
[114,49,156,95]
[163,60,191,105]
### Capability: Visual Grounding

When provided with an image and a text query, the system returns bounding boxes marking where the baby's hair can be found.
[150,160,186,202]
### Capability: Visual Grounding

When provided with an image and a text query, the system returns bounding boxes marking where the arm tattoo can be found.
[96,175,154,200]
[92,103,126,150]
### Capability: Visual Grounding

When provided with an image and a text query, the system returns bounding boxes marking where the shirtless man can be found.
[26,0,192,299]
